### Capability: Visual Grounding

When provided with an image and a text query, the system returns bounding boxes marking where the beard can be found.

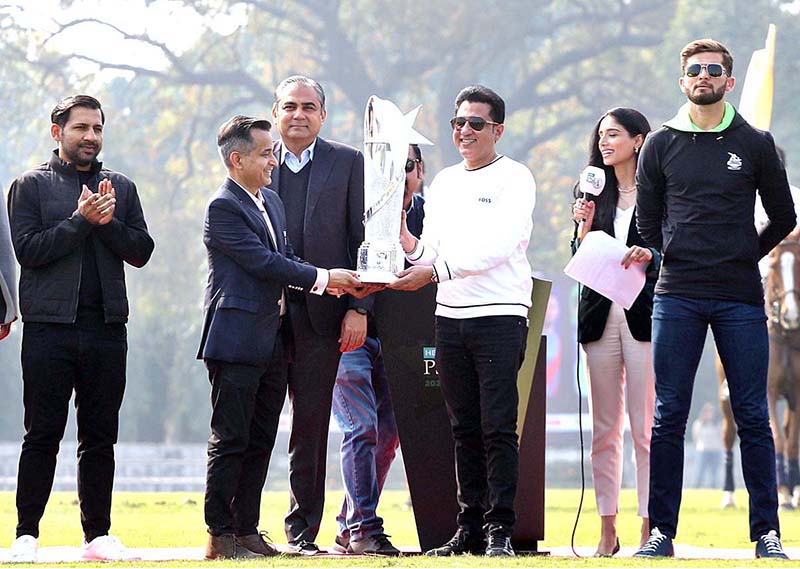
[687,83,726,105]
[62,142,100,167]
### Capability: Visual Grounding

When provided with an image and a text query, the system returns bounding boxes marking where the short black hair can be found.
[51,95,105,128]
[217,115,272,168]
[454,85,505,124]
[410,143,422,161]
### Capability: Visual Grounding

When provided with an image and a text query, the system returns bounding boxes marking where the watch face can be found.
[355,307,368,315]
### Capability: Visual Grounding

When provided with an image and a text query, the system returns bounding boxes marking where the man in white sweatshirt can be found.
[390,85,535,557]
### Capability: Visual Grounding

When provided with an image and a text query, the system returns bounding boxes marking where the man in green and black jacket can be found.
[634,39,794,560]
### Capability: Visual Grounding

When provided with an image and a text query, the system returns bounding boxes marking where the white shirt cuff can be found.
[310,268,329,295]
[406,239,424,261]
[433,260,453,282]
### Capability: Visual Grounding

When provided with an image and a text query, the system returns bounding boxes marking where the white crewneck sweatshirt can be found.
[407,155,535,319]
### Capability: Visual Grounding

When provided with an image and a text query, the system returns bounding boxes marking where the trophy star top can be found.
[403,106,434,146]
[364,96,433,147]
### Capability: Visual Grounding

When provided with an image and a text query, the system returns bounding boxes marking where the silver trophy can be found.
[357,95,432,283]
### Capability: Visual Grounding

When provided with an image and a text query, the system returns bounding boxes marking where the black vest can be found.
[277,161,312,259]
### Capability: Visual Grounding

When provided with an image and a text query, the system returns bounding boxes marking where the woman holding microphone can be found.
[571,107,657,557]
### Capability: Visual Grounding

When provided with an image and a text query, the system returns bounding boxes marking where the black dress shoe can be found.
[486,530,515,557]
[425,528,486,556]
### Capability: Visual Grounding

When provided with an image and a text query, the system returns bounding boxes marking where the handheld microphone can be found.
[570,164,607,553]
[577,166,606,239]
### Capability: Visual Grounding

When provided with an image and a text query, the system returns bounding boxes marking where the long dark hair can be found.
[573,107,651,232]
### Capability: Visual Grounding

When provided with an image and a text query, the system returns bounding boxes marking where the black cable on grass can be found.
[570,283,586,558]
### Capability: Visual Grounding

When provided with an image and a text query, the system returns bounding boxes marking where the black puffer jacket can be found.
[7,151,154,323]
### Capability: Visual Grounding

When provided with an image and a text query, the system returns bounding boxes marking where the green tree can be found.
[1,0,799,439]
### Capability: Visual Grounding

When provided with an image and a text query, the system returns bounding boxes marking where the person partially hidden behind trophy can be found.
[198,115,365,560]
[390,85,535,557]
[331,144,427,557]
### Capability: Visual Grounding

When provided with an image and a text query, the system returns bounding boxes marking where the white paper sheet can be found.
[564,231,647,309]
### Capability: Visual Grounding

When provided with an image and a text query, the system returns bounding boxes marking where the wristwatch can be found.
[352,307,368,315]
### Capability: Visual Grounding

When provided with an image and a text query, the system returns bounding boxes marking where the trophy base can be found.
[356,270,398,284]
[357,240,403,285]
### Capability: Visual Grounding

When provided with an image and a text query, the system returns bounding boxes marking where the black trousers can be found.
[284,301,342,544]
[435,315,528,535]
[16,315,127,541]
[204,332,287,536]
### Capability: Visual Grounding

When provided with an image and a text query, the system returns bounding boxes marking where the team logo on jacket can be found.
[726,152,742,171]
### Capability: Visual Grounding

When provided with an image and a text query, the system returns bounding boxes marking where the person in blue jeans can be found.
[331,144,426,556]
[635,38,795,559]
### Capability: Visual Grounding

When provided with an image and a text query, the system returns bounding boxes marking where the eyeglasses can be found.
[684,63,727,78]
[405,158,421,173]
[449,116,501,131]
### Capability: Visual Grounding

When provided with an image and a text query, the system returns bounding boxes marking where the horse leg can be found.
[790,350,800,507]
[776,403,789,502]
[717,354,737,508]
[767,342,792,509]
[788,408,800,506]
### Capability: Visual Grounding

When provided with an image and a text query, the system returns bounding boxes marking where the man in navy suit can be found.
[268,75,371,554]
[198,115,362,559]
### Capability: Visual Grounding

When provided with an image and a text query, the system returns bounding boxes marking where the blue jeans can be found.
[650,294,779,541]
[332,337,399,541]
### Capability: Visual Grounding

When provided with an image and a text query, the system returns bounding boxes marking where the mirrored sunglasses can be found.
[449,116,500,131]
[685,63,727,78]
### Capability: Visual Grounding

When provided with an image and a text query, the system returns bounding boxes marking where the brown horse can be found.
[718,236,800,510]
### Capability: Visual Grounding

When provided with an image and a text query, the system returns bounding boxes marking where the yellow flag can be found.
[738,24,776,130]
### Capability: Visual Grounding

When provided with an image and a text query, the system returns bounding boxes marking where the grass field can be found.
[1,488,799,566]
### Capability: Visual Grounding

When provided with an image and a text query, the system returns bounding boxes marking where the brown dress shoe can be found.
[236,532,279,556]
[205,534,235,559]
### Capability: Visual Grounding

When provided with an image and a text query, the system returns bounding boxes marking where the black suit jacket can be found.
[197,178,319,367]
[572,209,661,344]
[268,137,369,336]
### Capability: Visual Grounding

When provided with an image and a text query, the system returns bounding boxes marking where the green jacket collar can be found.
[664,101,735,133]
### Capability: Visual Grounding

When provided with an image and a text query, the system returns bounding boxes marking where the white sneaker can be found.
[10,535,37,563]
[82,534,133,561]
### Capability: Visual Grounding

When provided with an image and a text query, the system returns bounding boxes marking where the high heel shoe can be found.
[593,537,620,558]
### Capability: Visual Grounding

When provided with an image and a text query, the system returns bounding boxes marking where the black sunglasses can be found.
[685,63,727,78]
[405,158,421,173]
[449,116,500,131]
